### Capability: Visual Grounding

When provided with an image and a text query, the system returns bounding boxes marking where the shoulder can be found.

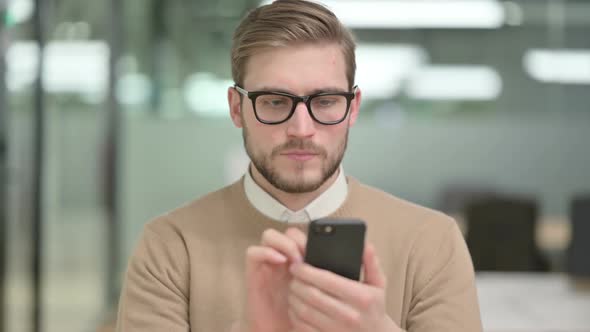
[144,179,243,241]
[347,177,456,235]
[349,179,473,289]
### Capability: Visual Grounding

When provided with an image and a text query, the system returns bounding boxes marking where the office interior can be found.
[0,0,589,331]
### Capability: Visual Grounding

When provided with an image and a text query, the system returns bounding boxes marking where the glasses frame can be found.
[234,84,358,125]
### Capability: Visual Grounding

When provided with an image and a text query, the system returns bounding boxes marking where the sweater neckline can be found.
[228,175,361,231]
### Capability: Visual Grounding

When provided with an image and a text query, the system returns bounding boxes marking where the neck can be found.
[249,164,340,211]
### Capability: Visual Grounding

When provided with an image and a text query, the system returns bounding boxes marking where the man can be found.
[116,1,482,331]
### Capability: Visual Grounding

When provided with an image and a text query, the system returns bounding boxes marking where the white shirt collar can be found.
[244,166,348,223]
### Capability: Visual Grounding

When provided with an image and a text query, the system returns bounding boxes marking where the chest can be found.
[186,232,252,331]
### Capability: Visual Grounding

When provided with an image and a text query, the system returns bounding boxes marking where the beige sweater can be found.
[116,177,482,331]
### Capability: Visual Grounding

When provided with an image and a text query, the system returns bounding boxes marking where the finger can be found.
[288,308,320,332]
[261,228,303,263]
[288,291,333,330]
[290,262,368,304]
[290,278,360,327]
[363,243,387,288]
[285,227,307,255]
[246,246,287,266]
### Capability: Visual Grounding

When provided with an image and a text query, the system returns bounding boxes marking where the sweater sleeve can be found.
[116,219,190,332]
[405,217,483,332]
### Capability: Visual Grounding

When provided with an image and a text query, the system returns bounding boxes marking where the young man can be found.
[116,1,482,331]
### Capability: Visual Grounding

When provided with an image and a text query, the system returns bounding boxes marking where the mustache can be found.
[271,139,327,157]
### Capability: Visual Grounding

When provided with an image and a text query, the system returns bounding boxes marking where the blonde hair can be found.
[231,0,356,89]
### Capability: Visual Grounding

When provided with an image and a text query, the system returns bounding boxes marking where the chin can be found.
[279,171,325,193]
[286,162,321,176]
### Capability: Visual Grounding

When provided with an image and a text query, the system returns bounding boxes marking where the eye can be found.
[258,95,291,108]
[269,99,288,106]
[312,96,340,108]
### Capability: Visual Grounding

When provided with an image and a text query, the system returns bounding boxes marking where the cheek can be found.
[247,121,285,149]
[322,125,348,147]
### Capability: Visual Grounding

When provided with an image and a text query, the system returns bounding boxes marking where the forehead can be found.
[243,43,348,93]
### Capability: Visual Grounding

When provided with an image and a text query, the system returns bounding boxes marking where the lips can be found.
[281,149,318,155]
[281,150,318,161]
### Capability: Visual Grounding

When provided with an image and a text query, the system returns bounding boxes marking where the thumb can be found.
[363,243,386,288]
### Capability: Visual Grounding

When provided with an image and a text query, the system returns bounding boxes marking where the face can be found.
[228,43,361,194]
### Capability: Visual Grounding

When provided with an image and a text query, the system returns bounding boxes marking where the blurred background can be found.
[1,0,589,331]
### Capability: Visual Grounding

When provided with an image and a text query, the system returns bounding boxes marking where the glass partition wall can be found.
[2,0,590,331]
[3,0,122,331]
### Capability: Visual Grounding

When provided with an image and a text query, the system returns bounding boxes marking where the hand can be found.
[236,228,304,332]
[287,242,402,332]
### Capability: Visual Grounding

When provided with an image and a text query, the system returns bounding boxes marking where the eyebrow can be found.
[256,86,349,95]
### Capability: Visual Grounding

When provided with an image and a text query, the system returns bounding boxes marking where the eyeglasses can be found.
[234,84,357,125]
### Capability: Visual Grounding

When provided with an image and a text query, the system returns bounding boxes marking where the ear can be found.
[228,87,243,128]
[348,87,362,127]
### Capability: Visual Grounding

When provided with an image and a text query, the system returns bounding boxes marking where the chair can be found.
[437,184,497,214]
[567,194,590,277]
[465,195,549,271]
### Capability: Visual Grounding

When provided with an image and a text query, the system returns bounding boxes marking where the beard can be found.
[242,125,348,194]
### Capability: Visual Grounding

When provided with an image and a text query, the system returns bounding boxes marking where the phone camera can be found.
[313,224,335,235]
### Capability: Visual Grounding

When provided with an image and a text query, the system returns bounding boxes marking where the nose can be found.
[286,101,316,138]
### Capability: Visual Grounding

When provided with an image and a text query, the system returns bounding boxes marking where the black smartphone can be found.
[304,218,366,281]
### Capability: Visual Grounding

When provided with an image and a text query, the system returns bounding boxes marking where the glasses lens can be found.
[310,95,349,124]
[255,94,293,123]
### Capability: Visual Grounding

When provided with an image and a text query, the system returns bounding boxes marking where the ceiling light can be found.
[524,49,590,84]
[356,44,427,99]
[406,65,502,100]
[6,41,109,95]
[184,72,233,116]
[260,0,505,29]
[6,0,34,25]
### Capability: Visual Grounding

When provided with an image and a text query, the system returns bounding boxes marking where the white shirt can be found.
[244,166,348,223]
